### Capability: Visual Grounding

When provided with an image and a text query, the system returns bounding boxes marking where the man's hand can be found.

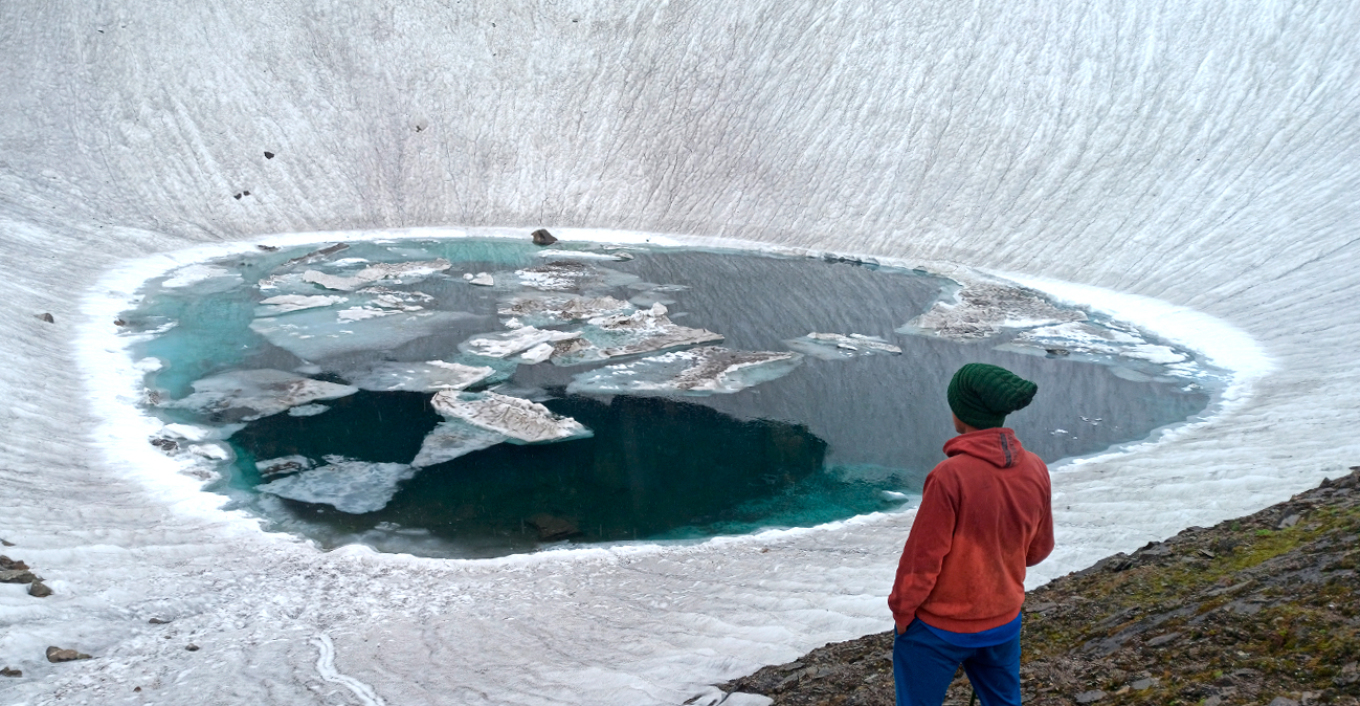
[895,621,909,636]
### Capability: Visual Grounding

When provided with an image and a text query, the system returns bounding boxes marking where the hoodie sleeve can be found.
[887,469,959,628]
[1026,472,1054,567]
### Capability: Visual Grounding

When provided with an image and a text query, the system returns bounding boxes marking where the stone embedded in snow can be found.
[255,455,315,476]
[167,369,358,422]
[250,308,481,361]
[458,326,581,359]
[463,272,494,286]
[287,403,330,417]
[256,294,347,315]
[785,332,902,359]
[899,282,1085,340]
[567,346,804,396]
[498,293,634,328]
[431,390,591,443]
[256,455,415,514]
[303,259,452,291]
[410,420,507,468]
[343,360,496,392]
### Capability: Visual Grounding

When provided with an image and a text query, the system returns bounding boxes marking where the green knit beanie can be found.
[946,363,1038,429]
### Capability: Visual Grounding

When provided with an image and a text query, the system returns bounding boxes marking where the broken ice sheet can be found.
[250,307,483,361]
[342,360,496,392]
[431,390,591,443]
[288,404,330,417]
[567,346,804,396]
[497,293,634,328]
[1003,321,1190,366]
[166,369,358,422]
[254,455,316,477]
[410,419,508,468]
[512,260,640,292]
[551,303,724,366]
[458,326,582,359]
[785,332,902,360]
[899,282,1085,340]
[301,259,453,291]
[255,294,347,316]
[159,264,244,293]
[256,456,415,514]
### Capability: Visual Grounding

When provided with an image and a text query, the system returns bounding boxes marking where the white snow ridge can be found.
[5,3,1359,706]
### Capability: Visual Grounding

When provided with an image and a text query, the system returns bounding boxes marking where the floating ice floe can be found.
[287,404,330,417]
[250,308,481,361]
[533,249,633,261]
[302,259,452,291]
[1000,321,1191,367]
[458,326,582,359]
[498,293,634,328]
[785,332,902,360]
[463,272,494,286]
[256,455,415,514]
[277,243,349,270]
[159,264,244,293]
[552,303,724,365]
[567,346,804,396]
[166,369,358,422]
[357,286,436,311]
[513,260,640,292]
[410,419,508,468]
[431,390,591,443]
[256,294,347,315]
[342,360,496,392]
[899,282,1085,340]
[254,455,316,476]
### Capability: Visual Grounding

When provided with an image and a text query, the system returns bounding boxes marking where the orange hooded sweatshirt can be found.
[889,427,1054,633]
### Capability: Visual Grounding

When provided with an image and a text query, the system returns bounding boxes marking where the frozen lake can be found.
[2,2,1358,704]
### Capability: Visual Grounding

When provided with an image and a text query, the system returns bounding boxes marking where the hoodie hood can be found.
[943,427,1025,468]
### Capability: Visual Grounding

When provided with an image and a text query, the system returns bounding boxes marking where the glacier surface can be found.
[2,2,1359,705]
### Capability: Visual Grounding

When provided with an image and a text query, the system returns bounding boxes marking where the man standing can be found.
[889,363,1054,706]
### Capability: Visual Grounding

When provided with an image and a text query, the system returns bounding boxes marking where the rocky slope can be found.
[723,467,1360,706]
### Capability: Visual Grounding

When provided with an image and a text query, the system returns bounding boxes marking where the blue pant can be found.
[892,620,1021,706]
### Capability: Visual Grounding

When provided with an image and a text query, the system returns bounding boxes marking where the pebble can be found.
[0,667,21,677]
[46,646,92,663]
[1075,690,1106,704]
[28,581,52,597]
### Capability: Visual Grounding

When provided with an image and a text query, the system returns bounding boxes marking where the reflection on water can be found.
[126,239,1216,558]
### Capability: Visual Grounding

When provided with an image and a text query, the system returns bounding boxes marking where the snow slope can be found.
[2,1,1358,704]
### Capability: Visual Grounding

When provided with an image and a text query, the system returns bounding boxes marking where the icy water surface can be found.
[124,238,1219,557]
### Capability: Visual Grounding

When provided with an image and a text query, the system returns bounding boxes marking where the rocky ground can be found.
[723,467,1360,706]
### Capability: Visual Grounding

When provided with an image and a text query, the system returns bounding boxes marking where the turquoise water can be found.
[125,238,1216,558]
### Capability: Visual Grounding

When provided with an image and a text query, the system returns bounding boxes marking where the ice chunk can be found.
[255,455,316,477]
[518,342,556,364]
[785,332,902,359]
[899,282,1085,340]
[357,286,435,311]
[552,303,723,365]
[343,360,496,392]
[287,403,330,417]
[167,369,358,422]
[498,293,634,328]
[513,260,640,292]
[256,455,415,514]
[458,326,582,359]
[1006,321,1190,366]
[410,420,507,468]
[302,259,452,291]
[159,422,246,442]
[431,391,591,443]
[567,346,804,396]
[277,242,349,270]
[250,308,481,361]
[463,272,494,286]
[160,264,243,292]
[256,294,347,315]
[533,249,633,261]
